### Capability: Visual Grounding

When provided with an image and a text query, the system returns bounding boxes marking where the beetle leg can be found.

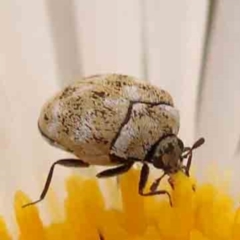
[22,159,89,208]
[185,153,193,176]
[138,163,172,206]
[149,172,167,192]
[96,161,134,178]
[98,231,104,240]
[138,163,150,192]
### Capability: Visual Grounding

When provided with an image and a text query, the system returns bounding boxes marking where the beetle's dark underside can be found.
[23,100,202,208]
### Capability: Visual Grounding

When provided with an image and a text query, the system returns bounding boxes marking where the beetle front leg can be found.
[138,163,172,206]
[22,159,89,208]
[182,137,205,176]
[149,172,167,192]
[185,154,192,176]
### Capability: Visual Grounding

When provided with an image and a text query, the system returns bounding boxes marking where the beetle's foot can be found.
[192,183,196,192]
[168,177,175,190]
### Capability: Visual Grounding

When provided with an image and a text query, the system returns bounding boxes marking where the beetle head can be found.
[152,135,184,173]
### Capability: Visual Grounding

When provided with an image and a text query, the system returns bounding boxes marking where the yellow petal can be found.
[99,210,129,240]
[64,176,103,240]
[14,191,45,240]
[190,229,209,240]
[0,217,11,240]
[45,222,69,240]
[156,172,195,240]
[3,163,240,240]
[171,171,195,209]
[143,226,162,240]
[232,207,240,240]
[195,184,234,239]
[46,188,64,223]
[119,168,146,235]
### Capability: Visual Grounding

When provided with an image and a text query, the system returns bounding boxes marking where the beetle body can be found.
[23,74,204,208]
[39,74,180,167]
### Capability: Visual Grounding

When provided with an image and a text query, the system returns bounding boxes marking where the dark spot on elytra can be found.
[44,114,49,121]
[84,123,92,130]
[92,133,106,144]
[138,112,145,118]
[115,81,121,87]
[73,103,81,110]
[75,96,82,101]
[59,87,77,99]
[103,140,108,144]
[93,91,106,98]
[62,127,69,135]
[132,110,137,117]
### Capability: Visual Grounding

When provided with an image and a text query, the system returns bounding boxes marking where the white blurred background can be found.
[1,0,240,227]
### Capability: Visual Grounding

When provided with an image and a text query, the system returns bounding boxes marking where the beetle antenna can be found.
[182,138,205,159]
[182,137,205,176]
[192,137,205,150]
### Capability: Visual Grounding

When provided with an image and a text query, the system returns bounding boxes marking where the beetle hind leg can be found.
[22,159,89,208]
[139,163,172,206]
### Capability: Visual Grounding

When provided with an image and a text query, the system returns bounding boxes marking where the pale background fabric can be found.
[0,0,239,227]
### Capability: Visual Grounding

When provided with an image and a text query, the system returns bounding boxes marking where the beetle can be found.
[23,74,204,207]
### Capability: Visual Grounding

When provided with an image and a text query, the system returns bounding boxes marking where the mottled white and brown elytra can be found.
[23,74,205,208]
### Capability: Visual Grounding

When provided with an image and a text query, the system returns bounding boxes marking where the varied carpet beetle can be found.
[23,74,204,207]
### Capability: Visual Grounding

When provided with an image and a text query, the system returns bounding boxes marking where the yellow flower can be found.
[1,168,240,240]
